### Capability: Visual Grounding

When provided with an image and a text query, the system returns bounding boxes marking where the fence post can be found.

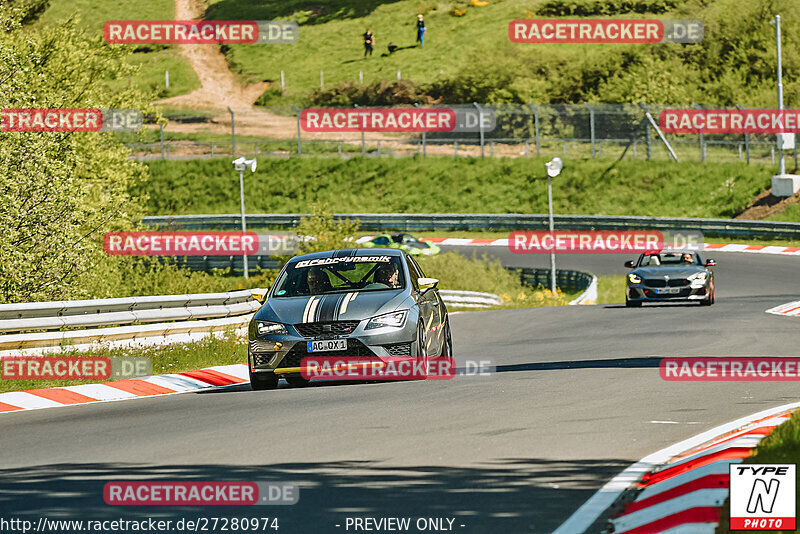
[490,141,494,157]
[414,103,426,157]
[771,145,775,163]
[739,144,743,160]
[525,139,529,157]
[165,70,169,90]
[254,143,258,158]
[527,103,541,157]
[359,70,363,84]
[585,103,596,158]
[473,102,484,157]
[454,141,458,157]
[377,140,381,155]
[338,142,342,157]
[397,70,401,80]
[291,105,302,155]
[693,103,706,162]
[226,106,236,156]
[354,104,365,154]
[563,140,567,155]
[159,123,165,159]
[633,137,637,158]
[280,70,285,94]
[735,105,750,164]
[211,143,215,157]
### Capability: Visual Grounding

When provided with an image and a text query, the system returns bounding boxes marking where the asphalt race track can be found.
[1,248,799,533]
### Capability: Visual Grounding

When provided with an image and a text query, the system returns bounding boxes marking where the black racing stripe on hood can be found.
[317,294,341,322]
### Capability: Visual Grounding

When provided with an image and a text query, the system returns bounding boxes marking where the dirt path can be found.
[735,188,800,220]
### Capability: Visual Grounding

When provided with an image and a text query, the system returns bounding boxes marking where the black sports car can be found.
[624,250,716,307]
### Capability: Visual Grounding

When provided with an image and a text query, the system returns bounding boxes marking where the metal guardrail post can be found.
[527,103,541,156]
[473,102,484,157]
[454,141,458,157]
[585,103,596,158]
[291,105,302,155]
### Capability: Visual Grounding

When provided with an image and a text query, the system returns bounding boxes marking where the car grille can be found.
[278,339,377,368]
[644,288,692,299]
[383,343,412,356]
[294,321,360,337]
[645,278,690,288]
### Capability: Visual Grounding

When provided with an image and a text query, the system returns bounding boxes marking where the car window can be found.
[640,252,699,267]
[405,254,421,290]
[272,256,405,297]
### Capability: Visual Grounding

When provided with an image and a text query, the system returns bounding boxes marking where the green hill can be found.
[206,0,800,107]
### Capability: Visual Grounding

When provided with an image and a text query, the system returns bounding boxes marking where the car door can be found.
[406,254,443,356]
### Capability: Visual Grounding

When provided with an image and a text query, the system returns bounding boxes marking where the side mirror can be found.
[624,261,636,268]
[250,288,268,303]
[418,277,439,292]
[705,259,717,266]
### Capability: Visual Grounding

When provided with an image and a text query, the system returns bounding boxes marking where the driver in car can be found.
[682,253,694,264]
[307,266,332,294]
[374,262,400,288]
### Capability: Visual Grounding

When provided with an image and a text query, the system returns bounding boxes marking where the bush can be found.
[537,0,682,16]
[310,80,438,107]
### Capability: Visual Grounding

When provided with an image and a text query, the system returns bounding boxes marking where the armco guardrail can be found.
[143,213,800,240]
[514,267,597,305]
[439,290,503,308]
[0,290,263,356]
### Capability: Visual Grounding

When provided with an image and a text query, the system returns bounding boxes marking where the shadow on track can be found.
[0,459,629,533]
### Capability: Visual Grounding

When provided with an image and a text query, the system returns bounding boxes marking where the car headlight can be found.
[366,310,408,330]
[628,273,642,284]
[256,321,288,336]
[688,272,708,283]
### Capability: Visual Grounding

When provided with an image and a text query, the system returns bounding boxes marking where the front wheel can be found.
[439,318,453,358]
[250,370,278,390]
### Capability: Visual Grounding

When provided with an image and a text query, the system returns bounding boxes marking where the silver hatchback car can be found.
[248,248,453,389]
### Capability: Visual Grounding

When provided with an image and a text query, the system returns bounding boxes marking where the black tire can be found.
[439,318,453,358]
[626,299,642,308]
[250,370,278,391]
[416,321,426,358]
[285,374,310,387]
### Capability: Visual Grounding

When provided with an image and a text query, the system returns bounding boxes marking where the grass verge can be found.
[139,157,775,217]
[0,331,245,394]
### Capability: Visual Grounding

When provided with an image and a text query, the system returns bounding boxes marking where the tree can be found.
[0,11,152,302]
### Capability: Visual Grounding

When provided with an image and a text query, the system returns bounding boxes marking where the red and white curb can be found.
[422,238,800,256]
[0,363,250,414]
[554,402,800,534]
[766,301,800,317]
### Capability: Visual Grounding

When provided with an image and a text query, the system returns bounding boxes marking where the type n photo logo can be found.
[730,464,796,530]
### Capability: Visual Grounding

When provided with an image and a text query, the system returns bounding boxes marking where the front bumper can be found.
[626,284,711,302]
[248,320,416,375]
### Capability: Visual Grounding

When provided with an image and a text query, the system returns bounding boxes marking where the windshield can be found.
[640,252,700,267]
[272,255,405,297]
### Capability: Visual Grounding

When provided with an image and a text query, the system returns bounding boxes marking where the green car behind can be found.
[357,233,441,256]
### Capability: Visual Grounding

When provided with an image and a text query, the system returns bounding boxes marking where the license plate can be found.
[656,287,681,294]
[307,339,348,352]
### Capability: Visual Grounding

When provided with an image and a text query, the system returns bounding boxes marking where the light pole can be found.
[233,156,257,278]
[545,157,563,297]
[770,15,785,175]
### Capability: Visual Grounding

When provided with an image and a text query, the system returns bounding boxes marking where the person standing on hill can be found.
[416,14,426,47]
[363,29,375,57]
